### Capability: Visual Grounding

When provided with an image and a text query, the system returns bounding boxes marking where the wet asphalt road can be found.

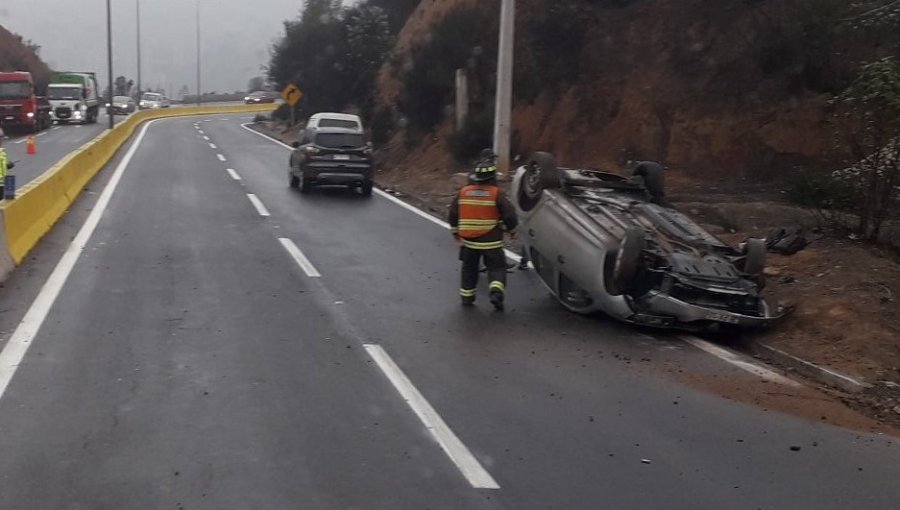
[0,115,897,509]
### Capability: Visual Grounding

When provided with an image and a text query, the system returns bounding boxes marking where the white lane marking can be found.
[246,193,271,217]
[198,130,205,135]
[238,123,523,264]
[52,126,61,130]
[0,120,158,401]
[209,143,217,149]
[682,336,800,387]
[36,132,47,137]
[363,344,500,489]
[202,135,209,141]
[278,238,321,278]
[220,118,230,121]
[216,154,227,162]
[13,139,26,144]
[226,168,241,181]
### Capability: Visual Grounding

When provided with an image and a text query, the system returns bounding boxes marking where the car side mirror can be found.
[291,141,301,148]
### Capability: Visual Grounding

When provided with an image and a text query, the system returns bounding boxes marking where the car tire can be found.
[360,180,374,196]
[289,173,300,189]
[743,238,766,289]
[299,176,313,194]
[608,227,645,296]
[632,161,666,204]
[518,152,560,211]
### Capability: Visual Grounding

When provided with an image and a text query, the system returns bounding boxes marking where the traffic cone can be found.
[26,135,36,155]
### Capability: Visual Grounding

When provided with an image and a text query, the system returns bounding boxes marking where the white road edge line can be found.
[209,143,217,149]
[0,120,158,401]
[681,336,800,387]
[363,344,500,490]
[278,238,321,278]
[238,122,526,266]
[246,193,271,217]
[216,154,227,162]
[13,139,25,144]
[226,168,241,181]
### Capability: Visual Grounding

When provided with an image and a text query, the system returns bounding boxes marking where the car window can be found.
[142,93,160,101]
[314,133,365,149]
[318,119,360,130]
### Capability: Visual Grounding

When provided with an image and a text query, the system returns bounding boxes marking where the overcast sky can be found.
[1,1,356,96]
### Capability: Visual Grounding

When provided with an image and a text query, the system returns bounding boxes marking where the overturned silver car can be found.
[512,153,784,331]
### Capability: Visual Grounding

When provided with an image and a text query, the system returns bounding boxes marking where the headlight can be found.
[244,96,250,101]
[106,103,111,107]
[26,112,35,118]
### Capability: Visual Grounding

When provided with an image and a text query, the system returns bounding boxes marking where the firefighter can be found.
[449,150,518,311]
[0,128,14,197]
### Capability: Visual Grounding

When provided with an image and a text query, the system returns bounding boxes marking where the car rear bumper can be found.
[303,163,373,183]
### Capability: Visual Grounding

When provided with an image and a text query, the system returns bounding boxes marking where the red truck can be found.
[0,71,52,133]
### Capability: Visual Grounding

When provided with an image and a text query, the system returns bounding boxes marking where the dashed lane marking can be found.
[217,154,227,162]
[209,143,217,149]
[278,238,321,278]
[363,344,500,490]
[226,168,241,181]
[0,120,158,401]
[246,194,270,217]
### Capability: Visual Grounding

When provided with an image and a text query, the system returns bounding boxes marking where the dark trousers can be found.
[460,246,507,299]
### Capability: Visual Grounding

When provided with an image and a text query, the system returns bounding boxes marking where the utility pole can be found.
[456,69,469,132]
[493,0,515,176]
[136,0,142,99]
[196,0,202,106]
[106,0,114,129]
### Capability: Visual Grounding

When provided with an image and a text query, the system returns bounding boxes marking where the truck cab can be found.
[48,72,100,125]
[0,71,52,133]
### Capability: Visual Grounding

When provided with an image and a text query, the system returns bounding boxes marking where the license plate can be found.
[4,116,13,120]
[333,154,350,160]
[705,311,740,324]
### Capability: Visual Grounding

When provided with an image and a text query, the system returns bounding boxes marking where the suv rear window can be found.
[314,133,365,149]
[318,119,359,130]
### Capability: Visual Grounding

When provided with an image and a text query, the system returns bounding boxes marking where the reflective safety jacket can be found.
[0,148,9,180]
[448,184,518,250]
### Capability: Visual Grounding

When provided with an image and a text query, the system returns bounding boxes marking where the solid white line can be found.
[246,193,270,217]
[216,154,226,162]
[682,336,800,387]
[278,238,321,278]
[208,143,217,149]
[0,120,158,401]
[363,344,500,489]
[226,168,241,180]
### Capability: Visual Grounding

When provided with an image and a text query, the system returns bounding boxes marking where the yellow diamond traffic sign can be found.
[281,83,303,106]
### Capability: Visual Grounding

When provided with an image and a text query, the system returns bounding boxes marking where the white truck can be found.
[48,72,100,124]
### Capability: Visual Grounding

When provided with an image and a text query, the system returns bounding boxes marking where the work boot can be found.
[489,290,504,312]
[461,296,476,307]
[518,259,529,270]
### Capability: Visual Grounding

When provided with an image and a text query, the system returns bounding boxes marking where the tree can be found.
[247,76,266,92]
[830,57,900,240]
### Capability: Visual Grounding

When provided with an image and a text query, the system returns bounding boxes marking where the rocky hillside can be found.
[0,24,52,92]
[376,0,900,179]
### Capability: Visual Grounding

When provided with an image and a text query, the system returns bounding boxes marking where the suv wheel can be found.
[289,173,300,189]
[360,180,374,196]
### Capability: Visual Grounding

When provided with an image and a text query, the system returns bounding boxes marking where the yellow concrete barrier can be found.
[0,104,276,268]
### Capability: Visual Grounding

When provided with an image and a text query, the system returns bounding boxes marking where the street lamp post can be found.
[106,0,114,129]
[136,0,142,99]
[493,0,515,177]
[196,0,201,106]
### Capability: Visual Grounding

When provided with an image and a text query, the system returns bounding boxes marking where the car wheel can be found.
[632,161,666,204]
[608,227,645,296]
[289,173,300,189]
[743,238,766,289]
[518,152,560,211]
[299,174,313,194]
[360,180,374,196]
